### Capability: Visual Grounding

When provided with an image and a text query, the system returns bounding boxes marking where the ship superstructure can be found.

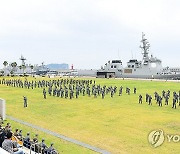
[97,33,180,79]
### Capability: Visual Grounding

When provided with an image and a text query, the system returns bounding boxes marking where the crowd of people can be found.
[0,121,58,154]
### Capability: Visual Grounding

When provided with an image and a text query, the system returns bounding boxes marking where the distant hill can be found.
[46,63,69,70]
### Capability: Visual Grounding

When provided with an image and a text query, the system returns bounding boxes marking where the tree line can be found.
[1,61,34,76]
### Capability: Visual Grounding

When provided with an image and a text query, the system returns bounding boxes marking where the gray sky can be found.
[0,0,180,69]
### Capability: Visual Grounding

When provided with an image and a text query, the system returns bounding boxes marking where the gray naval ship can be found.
[97,33,180,79]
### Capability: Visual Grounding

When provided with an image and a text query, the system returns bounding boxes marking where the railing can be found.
[2,141,57,154]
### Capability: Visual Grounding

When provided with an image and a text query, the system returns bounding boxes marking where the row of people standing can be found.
[43,85,137,99]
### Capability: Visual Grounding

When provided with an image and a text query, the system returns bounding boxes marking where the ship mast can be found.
[140,32,150,60]
[20,55,26,66]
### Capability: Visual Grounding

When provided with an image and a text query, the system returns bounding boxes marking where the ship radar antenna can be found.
[20,55,26,66]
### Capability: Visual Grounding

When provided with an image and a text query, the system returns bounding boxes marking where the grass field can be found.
[0,77,180,154]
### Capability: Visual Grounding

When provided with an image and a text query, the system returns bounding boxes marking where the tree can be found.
[10,62,17,75]
[3,61,8,67]
[3,61,8,75]
[11,62,17,72]
[0,70,4,76]
[10,70,14,76]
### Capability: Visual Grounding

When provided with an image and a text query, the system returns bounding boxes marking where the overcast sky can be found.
[0,0,180,69]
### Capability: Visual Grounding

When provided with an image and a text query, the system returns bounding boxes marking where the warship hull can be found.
[117,73,180,79]
[97,69,180,79]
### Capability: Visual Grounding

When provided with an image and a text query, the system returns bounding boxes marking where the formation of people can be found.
[0,78,179,110]
[139,90,180,109]
[0,121,58,154]
[0,78,137,100]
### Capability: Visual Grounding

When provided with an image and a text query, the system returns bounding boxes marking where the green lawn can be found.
[0,77,180,154]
